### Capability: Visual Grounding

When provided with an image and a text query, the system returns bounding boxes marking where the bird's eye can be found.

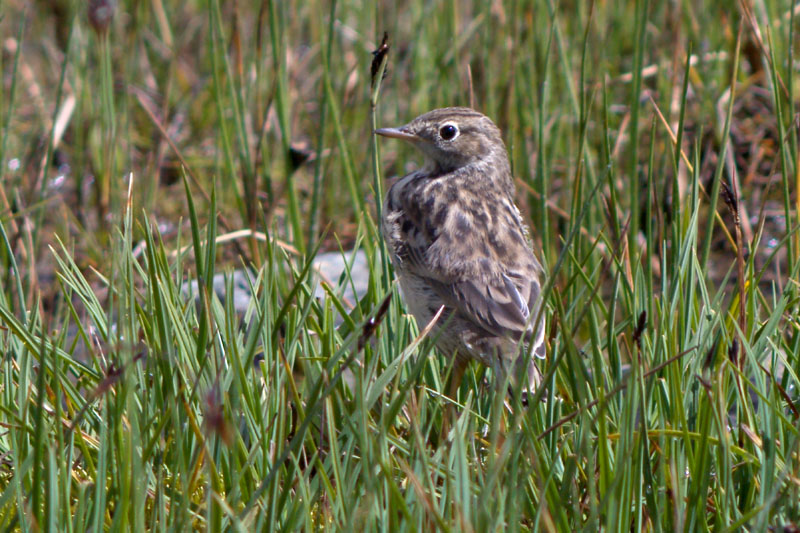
[439,124,458,141]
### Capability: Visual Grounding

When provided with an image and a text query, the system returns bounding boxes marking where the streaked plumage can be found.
[376,107,546,395]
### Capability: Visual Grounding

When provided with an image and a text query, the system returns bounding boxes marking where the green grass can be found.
[1,0,800,530]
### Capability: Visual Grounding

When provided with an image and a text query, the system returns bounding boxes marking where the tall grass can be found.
[1,0,799,530]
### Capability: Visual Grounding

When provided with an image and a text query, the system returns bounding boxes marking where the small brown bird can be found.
[376,107,546,400]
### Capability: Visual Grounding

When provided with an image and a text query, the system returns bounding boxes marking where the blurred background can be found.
[4,1,793,303]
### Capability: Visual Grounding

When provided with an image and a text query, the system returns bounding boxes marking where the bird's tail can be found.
[517,356,542,393]
[503,350,543,405]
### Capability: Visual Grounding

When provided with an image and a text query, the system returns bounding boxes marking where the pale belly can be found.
[396,272,441,329]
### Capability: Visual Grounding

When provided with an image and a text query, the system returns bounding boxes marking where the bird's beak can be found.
[374,126,418,142]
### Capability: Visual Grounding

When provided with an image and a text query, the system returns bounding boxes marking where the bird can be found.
[375,107,546,404]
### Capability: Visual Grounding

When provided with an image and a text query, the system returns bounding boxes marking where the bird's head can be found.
[375,107,509,175]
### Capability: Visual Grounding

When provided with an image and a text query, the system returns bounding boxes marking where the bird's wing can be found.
[428,265,546,358]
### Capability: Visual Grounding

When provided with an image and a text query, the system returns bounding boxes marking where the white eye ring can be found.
[438,123,459,141]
